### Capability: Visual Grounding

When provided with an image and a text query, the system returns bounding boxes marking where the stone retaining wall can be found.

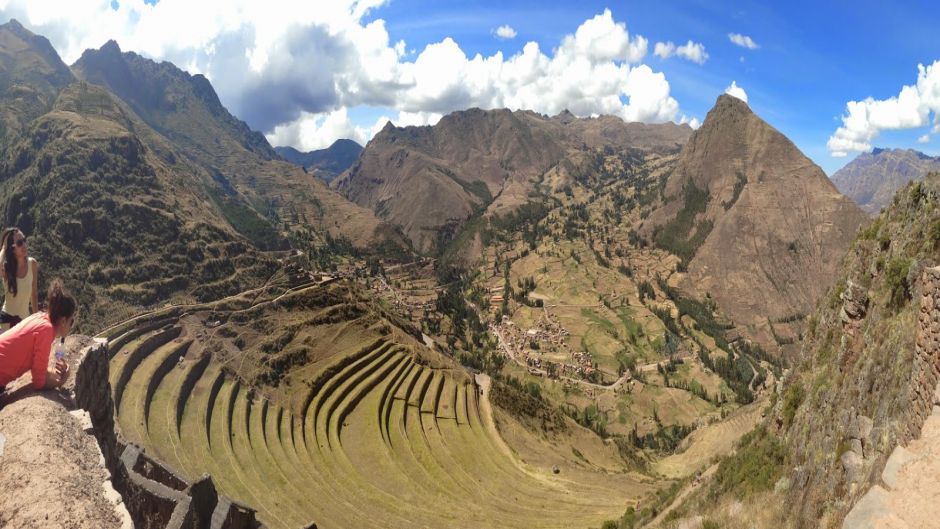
[907,266,940,441]
[73,340,261,529]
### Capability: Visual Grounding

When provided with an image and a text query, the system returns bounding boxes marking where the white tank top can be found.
[2,257,35,319]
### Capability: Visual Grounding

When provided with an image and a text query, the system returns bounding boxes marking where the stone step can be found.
[881,446,921,490]
[842,486,908,529]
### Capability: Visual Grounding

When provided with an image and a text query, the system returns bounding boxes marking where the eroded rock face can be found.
[841,281,870,323]
[646,94,869,354]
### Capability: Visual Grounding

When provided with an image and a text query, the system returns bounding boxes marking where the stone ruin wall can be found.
[73,339,262,529]
[906,265,940,441]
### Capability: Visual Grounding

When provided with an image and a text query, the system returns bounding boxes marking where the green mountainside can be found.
[0,20,405,328]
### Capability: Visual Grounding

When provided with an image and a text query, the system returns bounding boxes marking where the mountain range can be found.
[333,107,691,255]
[275,139,362,183]
[0,20,404,325]
[831,147,940,215]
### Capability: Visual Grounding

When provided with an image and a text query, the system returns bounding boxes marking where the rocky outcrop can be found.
[775,178,940,529]
[645,94,869,355]
[841,280,870,323]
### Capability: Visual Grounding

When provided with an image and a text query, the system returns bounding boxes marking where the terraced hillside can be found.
[104,281,651,529]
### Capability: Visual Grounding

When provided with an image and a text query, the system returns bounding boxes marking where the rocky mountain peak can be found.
[1,17,25,32]
[646,94,868,354]
[99,39,122,55]
[554,109,576,124]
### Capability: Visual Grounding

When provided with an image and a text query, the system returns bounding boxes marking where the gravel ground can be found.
[0,336,125,529]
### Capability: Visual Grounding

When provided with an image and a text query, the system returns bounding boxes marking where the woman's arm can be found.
[30,324,54,389]
[30,259,39,314]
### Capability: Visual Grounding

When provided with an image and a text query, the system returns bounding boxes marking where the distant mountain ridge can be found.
[275,139,362,183]
[333,107,692,254]
[831,147,940,215]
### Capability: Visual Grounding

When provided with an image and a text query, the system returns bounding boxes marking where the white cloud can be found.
[494,25,516,39]
[728,33,758,50]
[3,3,685,149]
[676,40,707,64]
[827,60,940,157]
[265,107,371,151]
[918,134,930,144]
[653,41,675,59]
[653,40,707,64]
[679,114,701,129]
[724,81,748,103]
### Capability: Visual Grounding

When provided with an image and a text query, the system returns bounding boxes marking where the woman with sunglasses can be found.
[0,228,39,329]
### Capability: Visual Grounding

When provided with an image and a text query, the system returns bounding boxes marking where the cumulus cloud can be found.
[679,115,701,129]
[3,2,687,149]
[265,107,373,151]
[724,81,748,103]
[728,33,758,50]
[827,60,940,157]
[653,40,707,64]
[653,41,674,59]
[918,134,930,144]
[494,25,516,39]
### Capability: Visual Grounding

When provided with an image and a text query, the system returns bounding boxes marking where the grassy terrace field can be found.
[106,281,650,529]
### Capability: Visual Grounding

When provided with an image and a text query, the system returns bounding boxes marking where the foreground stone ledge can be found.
[0,337,262,529]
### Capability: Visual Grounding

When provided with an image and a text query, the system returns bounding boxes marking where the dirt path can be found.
[649,464,718,527]
[474,373,556,487]
[842,384,940,529]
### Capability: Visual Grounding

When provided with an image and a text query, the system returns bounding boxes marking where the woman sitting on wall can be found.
[0,227,39,329]
[0,279,76,393]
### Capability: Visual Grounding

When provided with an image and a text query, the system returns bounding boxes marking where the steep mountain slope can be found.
[0,21,406,328]
[645,95,869,354]
[275,139,362,183]
[777,175,940,528]
[831,148,940,216]
[71,41,403,251]
[0,22,280,325]
[641,174,940,529]
[0,19,74,144]
[334,108,691,254]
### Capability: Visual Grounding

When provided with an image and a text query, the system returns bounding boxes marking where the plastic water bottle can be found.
[54,337,66,361]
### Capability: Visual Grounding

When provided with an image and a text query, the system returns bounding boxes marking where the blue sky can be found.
[5,0,940,175]
[363,0,940,174]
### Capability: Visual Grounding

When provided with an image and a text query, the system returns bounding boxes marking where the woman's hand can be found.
[45,360,70,388]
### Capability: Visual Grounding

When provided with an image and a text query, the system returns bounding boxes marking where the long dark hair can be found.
[0,227,20,296]
[47,279,76,324]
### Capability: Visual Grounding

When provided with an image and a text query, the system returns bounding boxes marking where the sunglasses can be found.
[13,237,25,247]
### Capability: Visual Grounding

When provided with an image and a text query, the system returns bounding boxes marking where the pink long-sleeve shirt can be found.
[0,312,56,389]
